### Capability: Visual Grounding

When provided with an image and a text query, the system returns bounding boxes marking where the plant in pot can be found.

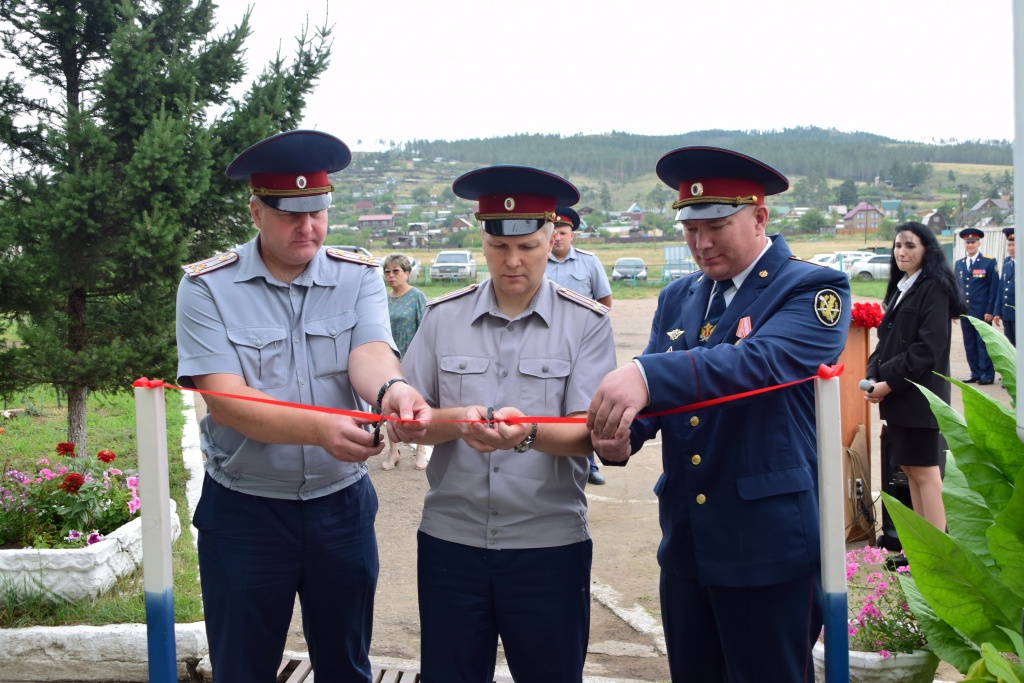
[813,544,939,682]
[882,317,1024,681]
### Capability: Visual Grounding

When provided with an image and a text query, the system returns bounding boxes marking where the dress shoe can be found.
[884,553,909,572]
[979,378,994,385]
[588,469,606,485]
[962,377,980,383]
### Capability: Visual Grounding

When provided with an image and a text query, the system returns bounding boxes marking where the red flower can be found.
[96,450,116,463]
[0,427,5,434]
[851,302,883,329]
[56,442,77,457]
[59,472,86,494]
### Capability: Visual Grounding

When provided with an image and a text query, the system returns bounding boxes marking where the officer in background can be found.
[954,226,999,384]
[547,205,613,485]
[176,130,430,681]
[587,147,851,682]
[994,226,1015,346]
[403,165,617,683]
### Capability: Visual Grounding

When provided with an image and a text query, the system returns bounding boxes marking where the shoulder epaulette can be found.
[796,256,829,268]
[575,247,596,256]
[557,287,609,315]
[427,283,479,306]
[326,248,381,267]
[182,251,238,277]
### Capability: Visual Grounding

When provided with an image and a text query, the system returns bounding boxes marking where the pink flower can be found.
[106,468,122,476]
[878,650,891,659]
[86,531,104,545]
[127,476,139,489]
[65,530,82,541]
[128,495,141,514]
[39,468,55,480]
[36,458,50,466]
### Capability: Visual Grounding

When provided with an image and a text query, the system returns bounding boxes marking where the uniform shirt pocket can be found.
[226,326,289,390]
[305,312,358,378]
[735,466,814,501]
[518,357,571,410]
[439,355,491,406]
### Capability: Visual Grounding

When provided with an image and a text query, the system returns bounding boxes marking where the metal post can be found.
[1013,0,1024,446]
[133,379,177,682]
[816,374,849,682]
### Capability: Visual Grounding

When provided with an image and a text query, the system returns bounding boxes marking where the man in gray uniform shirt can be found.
[402,165,617,683]
[175,130,430,682]
[547,205,613,485]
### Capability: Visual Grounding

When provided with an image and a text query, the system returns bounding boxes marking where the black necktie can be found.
[700,279,733,344]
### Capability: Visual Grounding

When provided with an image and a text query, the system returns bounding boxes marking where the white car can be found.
[817,251,876,270]
[429,250,477,281]
[846,254,892,281]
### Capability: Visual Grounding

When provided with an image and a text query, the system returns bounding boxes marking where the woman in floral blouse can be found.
[382,253,428,470]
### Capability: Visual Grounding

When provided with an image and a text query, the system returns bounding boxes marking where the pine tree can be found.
[0,0,332,452]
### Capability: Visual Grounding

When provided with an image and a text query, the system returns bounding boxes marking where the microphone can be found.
[858,379,874,393]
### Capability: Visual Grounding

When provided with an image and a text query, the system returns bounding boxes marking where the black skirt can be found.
[886,424,943,467]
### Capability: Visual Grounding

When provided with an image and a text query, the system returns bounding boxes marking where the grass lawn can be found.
[0,387,202,627]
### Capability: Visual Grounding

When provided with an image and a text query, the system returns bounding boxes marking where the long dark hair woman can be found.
[864,221,967,536]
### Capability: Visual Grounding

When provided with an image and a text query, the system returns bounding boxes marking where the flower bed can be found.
[0,499,180,602]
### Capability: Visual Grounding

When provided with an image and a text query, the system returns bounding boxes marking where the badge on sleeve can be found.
[814,289,843,327]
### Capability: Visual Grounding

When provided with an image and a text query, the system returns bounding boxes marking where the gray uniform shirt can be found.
[402,278,616,549]
[546,246,612,301]
[176,236,397,500]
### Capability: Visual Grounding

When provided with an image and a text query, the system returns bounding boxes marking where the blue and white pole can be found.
[815,373,849,682]
[133,379,177,683]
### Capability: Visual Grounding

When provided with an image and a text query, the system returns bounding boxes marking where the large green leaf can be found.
[901,574,980,673]
[943,455,995,566]
[986,467,1024,595]
[918,382,1014,508]
[969,316,1017,404]
[883,493,1022,650]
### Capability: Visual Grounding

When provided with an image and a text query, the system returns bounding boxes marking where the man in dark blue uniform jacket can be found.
[587,147,851,683]
[994,227,1015,346]
[954,226,999,383]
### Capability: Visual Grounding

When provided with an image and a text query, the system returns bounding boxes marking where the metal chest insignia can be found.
[667,329,683,340]
[814,288,843,327]
[182,251,238,277]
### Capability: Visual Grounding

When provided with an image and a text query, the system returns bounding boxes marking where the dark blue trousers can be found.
[1006,320,1016,346]
[660,569,822,683]
[194,475,379,683]
[962,316,995,381]
[417,531,592,683]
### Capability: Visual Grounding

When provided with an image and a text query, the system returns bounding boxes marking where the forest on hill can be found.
[370,127,1013,185]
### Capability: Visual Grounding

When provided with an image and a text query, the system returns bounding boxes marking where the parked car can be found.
[662,260,699,281]
[807,253,834,266]
[429,250,477,281]
[846,254,892,281]
[822,251,876,270]
[612,257,647,281]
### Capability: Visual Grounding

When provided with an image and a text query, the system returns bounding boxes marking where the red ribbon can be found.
[132,364,845,426]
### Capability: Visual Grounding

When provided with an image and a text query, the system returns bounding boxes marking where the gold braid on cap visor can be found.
[475,211,557,221]
[252,184,335,197]
[671,195,759,211]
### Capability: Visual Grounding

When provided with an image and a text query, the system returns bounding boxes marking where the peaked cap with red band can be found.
[656,146,789,220]
[453,165,579,236]
[553,206,581,231]
[226,130,352,212]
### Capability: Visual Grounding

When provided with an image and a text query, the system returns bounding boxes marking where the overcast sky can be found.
[215,0,1016,151]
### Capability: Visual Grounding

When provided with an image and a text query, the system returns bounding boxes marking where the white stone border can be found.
[0,394,207,682]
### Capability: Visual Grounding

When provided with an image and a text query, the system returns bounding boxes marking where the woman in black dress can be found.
[864,221,967,533]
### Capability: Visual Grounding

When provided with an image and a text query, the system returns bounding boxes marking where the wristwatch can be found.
[513,423,538,453]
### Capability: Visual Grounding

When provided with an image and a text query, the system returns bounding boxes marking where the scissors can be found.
[372,417,384,446]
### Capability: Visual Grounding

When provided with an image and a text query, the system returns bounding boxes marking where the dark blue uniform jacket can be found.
[610,235,851,588]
